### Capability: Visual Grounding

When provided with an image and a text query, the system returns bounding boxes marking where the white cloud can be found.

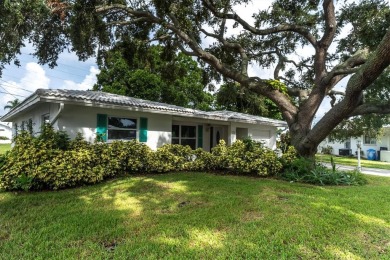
[0,62,50,116]
[0,63,100,117]
[61,66,100,90]
[21,63,50,90]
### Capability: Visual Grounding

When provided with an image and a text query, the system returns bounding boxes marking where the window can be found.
[108,117,137,140]
[364,135,376,145]
[42,114,50,125]
[172,125,197,149]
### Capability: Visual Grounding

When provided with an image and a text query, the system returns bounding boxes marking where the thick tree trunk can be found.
[289,120,319,161]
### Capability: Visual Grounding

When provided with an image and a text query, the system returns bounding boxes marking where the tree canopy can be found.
[215,81,282,119]
[94,42,214,110]
[1,0,389,157]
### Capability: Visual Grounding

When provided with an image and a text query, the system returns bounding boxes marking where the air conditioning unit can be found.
[339,148,351,156]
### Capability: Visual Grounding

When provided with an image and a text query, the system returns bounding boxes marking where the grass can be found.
[316,154,390,170]
[0,144,11,154]
[1,173,389,259]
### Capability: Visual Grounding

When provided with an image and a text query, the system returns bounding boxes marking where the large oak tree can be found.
[1,0,389,158]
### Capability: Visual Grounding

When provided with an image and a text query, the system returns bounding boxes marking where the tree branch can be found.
[306,27,390,144]
[318,0,337,50]
[96,2,298,124]
[286,87,310,100]
[323,49,369,87]
[95,4,155,19]
[328,90,345,107]
[351,102,390,116]
[200,28,249,76]
[202,0,317,47]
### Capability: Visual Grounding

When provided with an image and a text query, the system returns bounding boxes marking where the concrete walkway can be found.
[321,163,390,177]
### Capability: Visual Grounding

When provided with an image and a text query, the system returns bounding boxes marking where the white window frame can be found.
[107,116,138,141]
[172,124,197,149]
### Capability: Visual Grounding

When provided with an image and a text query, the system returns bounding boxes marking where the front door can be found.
[212,126,224,147]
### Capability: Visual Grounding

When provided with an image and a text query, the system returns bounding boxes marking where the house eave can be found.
[1,95,41,122]
[39,96,287,126]
[1,91,288,128]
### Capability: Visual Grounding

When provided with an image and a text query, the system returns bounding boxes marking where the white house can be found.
[0,122,12,144]
[319,126,390,162]
[0,89,287,151]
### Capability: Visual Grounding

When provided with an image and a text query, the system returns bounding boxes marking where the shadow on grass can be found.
[0,173,389,259]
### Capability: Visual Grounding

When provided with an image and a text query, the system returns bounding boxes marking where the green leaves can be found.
[94,44,213,109]
[338,0,390,52]
[215,81,283,119]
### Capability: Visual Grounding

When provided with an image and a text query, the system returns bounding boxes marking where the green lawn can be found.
[1,173,389,259]
[0,144,11,154]
[317,154,390,170]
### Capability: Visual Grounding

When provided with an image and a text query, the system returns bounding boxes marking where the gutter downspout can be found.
[50,103,64,127]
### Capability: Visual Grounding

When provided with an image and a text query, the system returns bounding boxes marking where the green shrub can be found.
[0,153,8,169]
[99,141,152,175]
[0,136,9,140]
[279,157,367,186]
[280,146,298,167]
[190,148,217,171]
[69,132,90,150]
[321,145,333,155]
[148,147,176,173]
[277,132,291,153]
[222,139,282,176]
[35,149,104,190]
[211,140,228,170]
[147,144,193,172]
[38,124,70,150]
[0,131,61,190]
[122,140,152,173]
[0,125,319,191]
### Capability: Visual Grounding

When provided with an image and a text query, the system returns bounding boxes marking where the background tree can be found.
[1,0,390,158]
[94,41,214,110]
[4,99,20,110]
[215,81,282,119]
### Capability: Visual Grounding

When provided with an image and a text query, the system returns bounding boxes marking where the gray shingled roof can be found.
[36,89,204,114]
[3,89,287,126]
[206,110,286,126]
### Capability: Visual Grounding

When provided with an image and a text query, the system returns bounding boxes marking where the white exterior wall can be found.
[11,103,57,136]
[58,104,173,150]
[230,122,278,149]
[8,102,281,151]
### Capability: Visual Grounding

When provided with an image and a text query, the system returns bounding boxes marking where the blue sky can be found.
[0,44,99,117]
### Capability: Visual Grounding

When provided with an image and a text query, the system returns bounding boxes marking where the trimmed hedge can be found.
[0,127,286,191]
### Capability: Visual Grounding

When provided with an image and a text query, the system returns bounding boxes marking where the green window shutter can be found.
[96,114,107,142]
[197,125,203,148]
[140,117,148,142]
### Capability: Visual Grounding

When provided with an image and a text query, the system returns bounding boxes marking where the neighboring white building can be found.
[0,89,287,151]
[0,122,12,144]
[319,126,390,161]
